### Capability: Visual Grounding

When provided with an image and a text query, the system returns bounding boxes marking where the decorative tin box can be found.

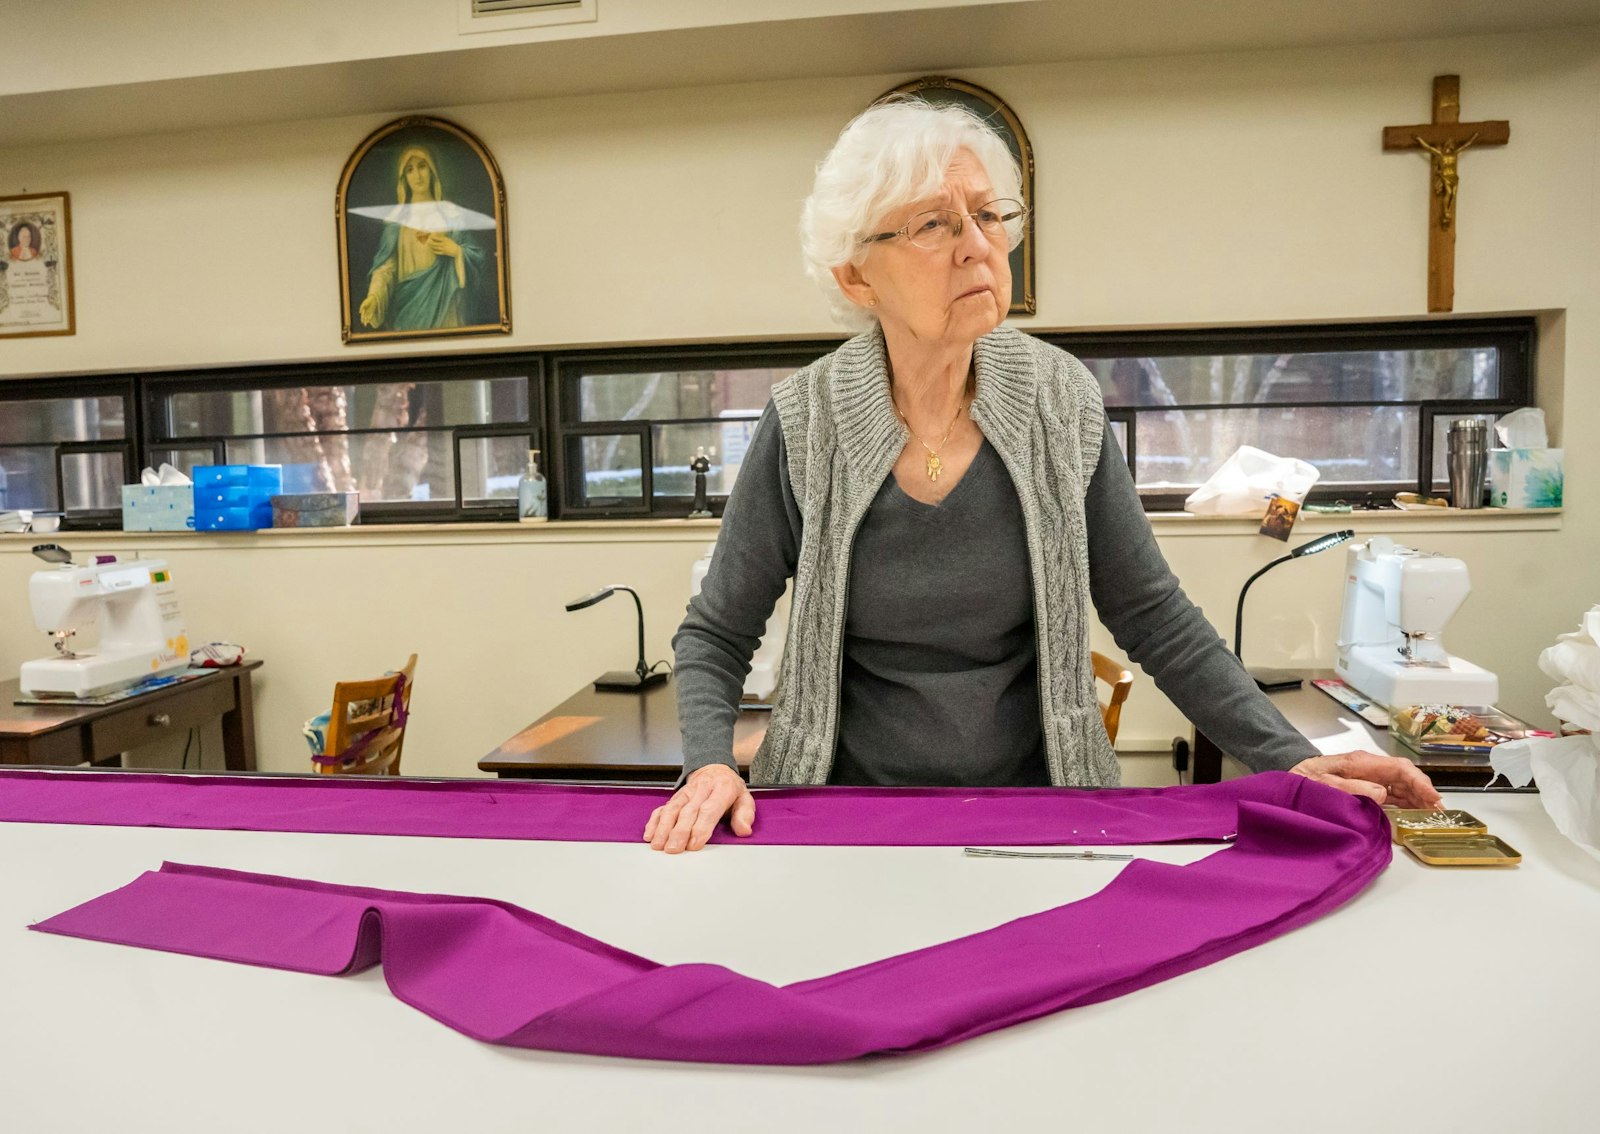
[270,492,360,528]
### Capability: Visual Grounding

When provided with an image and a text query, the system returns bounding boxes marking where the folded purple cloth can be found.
[32,775,1388,1065]
[5,767,1345,846]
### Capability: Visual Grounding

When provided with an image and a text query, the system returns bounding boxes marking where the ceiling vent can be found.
[460,0,597,35]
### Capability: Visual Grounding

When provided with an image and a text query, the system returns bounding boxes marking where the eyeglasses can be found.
[860,198,1028,251]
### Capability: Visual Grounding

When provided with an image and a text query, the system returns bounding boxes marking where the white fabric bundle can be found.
[1492,603,1600,861]
[1537,605,1600,731]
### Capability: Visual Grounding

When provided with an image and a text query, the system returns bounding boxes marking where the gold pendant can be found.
[925,453,943,481]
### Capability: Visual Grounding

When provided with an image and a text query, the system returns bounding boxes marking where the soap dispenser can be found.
[517,449,548,522]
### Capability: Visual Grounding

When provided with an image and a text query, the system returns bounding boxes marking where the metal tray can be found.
[1385,807,1488,844]
[1400,833,1522,866]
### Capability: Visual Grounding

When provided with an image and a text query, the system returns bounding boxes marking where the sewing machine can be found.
[20,546,189,698]
[1334,537,1499,708]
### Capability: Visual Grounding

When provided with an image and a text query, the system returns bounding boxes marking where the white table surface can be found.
[4,790,1598,1133]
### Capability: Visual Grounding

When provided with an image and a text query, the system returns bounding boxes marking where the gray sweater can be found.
[674,404,1318,785]
[830,435,1047,785]
[756,327,1117,785]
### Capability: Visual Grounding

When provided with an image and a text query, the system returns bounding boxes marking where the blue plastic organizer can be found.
[192,465,282,531]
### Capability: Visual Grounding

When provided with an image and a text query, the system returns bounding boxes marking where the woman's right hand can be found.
[643,763,755,853]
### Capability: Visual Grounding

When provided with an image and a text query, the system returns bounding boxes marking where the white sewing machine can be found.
[20,546,189,698]
[1334,537,1498,709]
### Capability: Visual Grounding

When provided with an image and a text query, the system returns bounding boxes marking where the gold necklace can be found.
[894,399,967,481]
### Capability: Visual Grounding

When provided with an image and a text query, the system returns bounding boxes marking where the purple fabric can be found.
[30,774,1389,1065]
[6,766,1350,847]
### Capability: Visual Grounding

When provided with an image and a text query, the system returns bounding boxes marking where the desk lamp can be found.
[1233,529,1354,691]
[564,584,667,692]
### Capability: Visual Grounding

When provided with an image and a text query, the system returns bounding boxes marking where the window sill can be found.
[1145,507,1561,537]
[0,508,1557,553]
[0,517,726,552]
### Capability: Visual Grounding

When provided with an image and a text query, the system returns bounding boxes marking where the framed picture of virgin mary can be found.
[0,192,75,338]
[874,77,1037,316]
[336,116,510,344]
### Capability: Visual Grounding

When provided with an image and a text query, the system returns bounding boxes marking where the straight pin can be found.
[962,847,1134,861]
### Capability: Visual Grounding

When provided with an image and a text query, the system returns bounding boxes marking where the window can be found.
[550,345,834,517]
[144,357,543,521]
[0,381,134,523]
[5,318,1539,530]
[1046,319,1532,508]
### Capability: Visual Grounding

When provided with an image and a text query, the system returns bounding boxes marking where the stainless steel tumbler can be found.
[1447,418,1489,509]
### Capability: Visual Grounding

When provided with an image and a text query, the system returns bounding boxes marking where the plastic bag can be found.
[302,712,330,757]
[1184,446,1320,517]
[1490,733,1600,862]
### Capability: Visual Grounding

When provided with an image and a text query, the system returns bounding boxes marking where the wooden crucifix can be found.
[1383,75,1509,312]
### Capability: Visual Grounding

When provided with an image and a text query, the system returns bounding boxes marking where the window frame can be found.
[8,317,1541,530]
[1041,317,1534,509]
[451,423,543,516]
[556,422,654,518]
[0,376,137,527]
[142,353,546,523]
[549,341,839,519]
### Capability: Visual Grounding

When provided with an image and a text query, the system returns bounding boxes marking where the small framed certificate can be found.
[0,192,75,338]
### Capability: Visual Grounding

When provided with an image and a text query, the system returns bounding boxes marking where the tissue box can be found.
[1488,448,1563,509]
[270,492,359,528]
[121,485,195,532]
[193,464,282,530]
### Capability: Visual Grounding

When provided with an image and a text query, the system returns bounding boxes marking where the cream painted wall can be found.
[0,510,1565,783]
[2,27,1596,780]
[0,525,722,777]
[5,30,1595,363]
[3,0,1006,95]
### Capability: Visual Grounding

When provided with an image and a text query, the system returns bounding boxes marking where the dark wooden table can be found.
[487,669,1508,788]
[0,661,261,772]
[479,676,768,781]
[1193,668,1507,788]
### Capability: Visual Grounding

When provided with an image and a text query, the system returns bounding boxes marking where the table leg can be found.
[220,670,258,772]
[1192,728,1225,784]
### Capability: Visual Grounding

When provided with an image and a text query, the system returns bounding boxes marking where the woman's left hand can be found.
[1288,751,1443,809]
[427,233,461,258]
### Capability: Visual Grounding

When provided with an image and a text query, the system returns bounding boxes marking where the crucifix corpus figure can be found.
[1382,75,1509,312]
[1415,133,1476,231]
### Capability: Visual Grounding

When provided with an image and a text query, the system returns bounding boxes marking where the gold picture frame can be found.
[336,116,511,344]
[875,77,1037,316]
[0,192,75,338]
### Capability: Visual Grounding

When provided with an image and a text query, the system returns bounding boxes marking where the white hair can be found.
[800,96,1023,332]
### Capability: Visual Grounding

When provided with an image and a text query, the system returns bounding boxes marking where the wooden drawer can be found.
[89,680,234,758]
[1,727,89,766]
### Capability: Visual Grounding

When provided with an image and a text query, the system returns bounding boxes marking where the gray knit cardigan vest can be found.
[751,324,1121,788]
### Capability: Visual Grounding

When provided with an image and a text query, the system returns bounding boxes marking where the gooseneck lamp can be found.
[1233,529,1355,692]
[564,584,668,692]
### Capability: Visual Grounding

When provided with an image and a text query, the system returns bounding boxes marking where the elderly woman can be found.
[646,100,1439,853]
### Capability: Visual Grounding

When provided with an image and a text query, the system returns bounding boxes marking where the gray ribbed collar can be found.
[830,325,1040,473]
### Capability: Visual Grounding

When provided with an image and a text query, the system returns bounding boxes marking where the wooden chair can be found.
[313,654,416,776]
[1091,650,1134,746]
